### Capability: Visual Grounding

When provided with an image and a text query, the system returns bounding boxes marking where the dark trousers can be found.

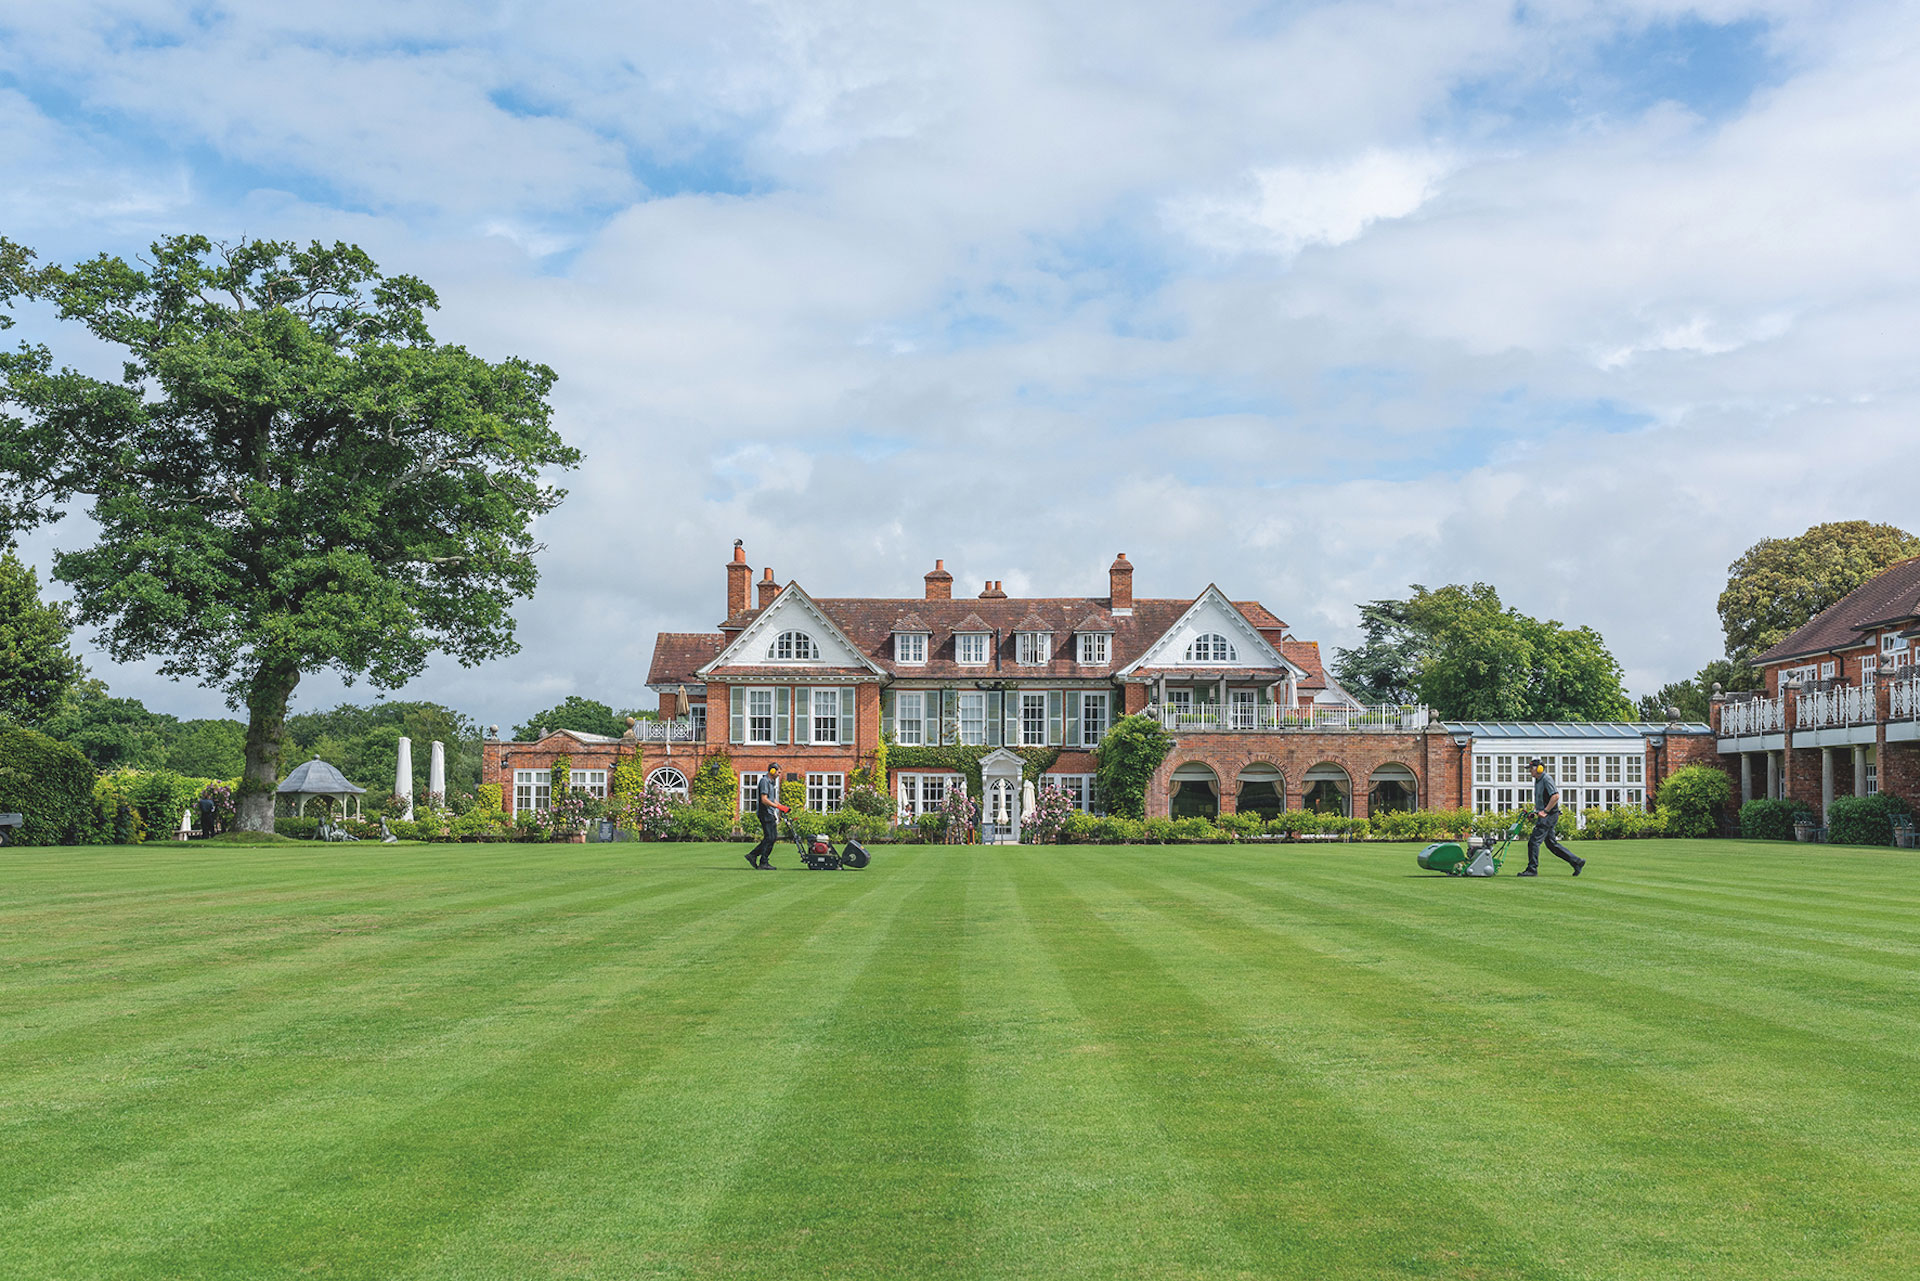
[1527,812,1580,871]
[748,806,780,866]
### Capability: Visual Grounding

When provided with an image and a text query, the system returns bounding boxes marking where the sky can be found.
[5,0,1920,730]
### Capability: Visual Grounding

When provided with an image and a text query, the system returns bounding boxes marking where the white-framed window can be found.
[1866,759,1879,794]
[569,769,608,799]
[1625,755,1643,785]
[895,632,928,665]
[807,773,844,812]
[748,688,775,744]
[898,773,957,818]
[1883,633,1908,654]
[1584,755,1601,784]
[896,691,925,745]
[1820,660,1836,679]
[1081,691,1110,743]
[1185,633,1236,663]
[1585,788,1601,809]
[647,767,689,799]
[1021,692,1048,746]
[1044,774,1100,813]
[1474,787,1493,813]
[1166,688,1192,715]
[812,688,840,743]
[1560,755,1580,783]
[1863,656,1878,684]
[772,630,817,660]
[513,769,551,815]
[1625,788,1643,808]
[1017,632,1051,666]
[1496,786,1515,809]
[1474,756,1491,784]
[1604,756,1622,784]
[956,632,989,665]
[1229,689,1256,730]
[1078,633,1110,665]
[1495,756,1513,784]
[739,772,763,814]
[1781,663,1820,686]
[958,692,987,746]
[690,704,707,740]
[1605,787,1623,808]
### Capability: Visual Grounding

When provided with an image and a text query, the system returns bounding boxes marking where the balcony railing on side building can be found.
[1144,702,1428,733]
[1720,695,1785,737]
[1892,677,1920,722]
[633,718,702,743]
[1794,683,1878,730]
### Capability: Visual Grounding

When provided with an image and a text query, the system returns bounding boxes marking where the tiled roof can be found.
[1071,610,1114,632]
[1236,601,1289,631]
[891,612,931,633]
[1756,556,1920,663]
[648,633,723,686]
[1013,609,1053,632]
[1279,639,1329,691]
[1444,721,1714,738]
[953,613,992,633]
[278,758,366,794]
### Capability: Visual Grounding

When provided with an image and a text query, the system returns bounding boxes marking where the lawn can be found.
[1,839,1916,1280]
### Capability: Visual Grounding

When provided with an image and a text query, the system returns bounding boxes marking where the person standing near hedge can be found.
[746,761,789,870]
[1520,756,1585,877]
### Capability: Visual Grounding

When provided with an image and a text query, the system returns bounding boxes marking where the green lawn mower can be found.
[1417,816,1528,877]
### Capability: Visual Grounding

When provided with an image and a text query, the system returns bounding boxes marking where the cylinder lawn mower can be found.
[786,820,872,871]
[1416,816,1528,877]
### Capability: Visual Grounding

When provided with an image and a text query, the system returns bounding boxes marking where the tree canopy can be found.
[512,695,632,741]
[1333,584,1633,721]
[0,547,82,727]
[285,700,482,800]
[0,235,578,829]
[1718,521,1920,665]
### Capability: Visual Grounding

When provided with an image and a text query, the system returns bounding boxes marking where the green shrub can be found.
[690,751,737,813]
[451,807,509,841]
[1170,816,1219,842]
[1092,715,1173,819]
[1142,816,1177,843]
[1061,810,1097,844]
[1826,794,1913,847]
[0,721,98,845]
[673,807,736,842]
[1739,798,1814,841]
[275,817,320,839]
[1216,812,1263,840]
[845,783,891,817]
[914,812,945,843]
[475,782,503,812]
[1368,808,1475,842]
[1089,815,1144,844]
[1657,764,1732,838]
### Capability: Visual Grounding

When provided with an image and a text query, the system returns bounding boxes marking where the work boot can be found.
[1515,867,1538,877]
[745,851,757,870]
[1571,858,1586,876]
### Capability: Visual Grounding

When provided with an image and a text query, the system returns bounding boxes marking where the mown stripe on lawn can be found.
[1020,851,1557,1281]
[1090,851,1920,1278]
[0,865,883,1279]
[962,848,1261,1279]
[671,849,981,1279]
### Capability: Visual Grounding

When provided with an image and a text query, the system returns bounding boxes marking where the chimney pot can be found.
[1109,552,1134,614]
[757,567,781,609]
[924,558,953,600]
[726,543,752,617]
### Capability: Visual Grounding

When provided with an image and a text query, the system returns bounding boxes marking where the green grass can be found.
[2,839,1916,1279]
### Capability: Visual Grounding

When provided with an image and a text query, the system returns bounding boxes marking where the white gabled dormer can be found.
[698,583,884,676]
[1118,584,1304,678]
[891,612,932,666]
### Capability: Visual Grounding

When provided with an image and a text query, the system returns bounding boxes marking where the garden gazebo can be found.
[277,756,366,819]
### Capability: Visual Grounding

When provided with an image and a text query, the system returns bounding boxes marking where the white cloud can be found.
[1168,149,1455,258]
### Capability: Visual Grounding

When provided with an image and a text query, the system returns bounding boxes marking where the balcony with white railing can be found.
[1794,684,1878,731]
[1145,702,1428,734]
[632,718,703,743]
[1719,695,1785,738]
[1892,678,1920,722]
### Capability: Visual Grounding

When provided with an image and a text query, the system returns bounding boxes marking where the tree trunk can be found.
[237,659,301,833]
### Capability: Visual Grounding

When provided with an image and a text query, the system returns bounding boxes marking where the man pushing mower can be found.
[1519,756,1586,877]
[747,761,789,870]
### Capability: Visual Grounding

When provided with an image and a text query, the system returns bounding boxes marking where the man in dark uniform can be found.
[746,761,789,870]
[1519,756,1585,877]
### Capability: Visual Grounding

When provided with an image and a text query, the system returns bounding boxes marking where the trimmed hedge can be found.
[0,721,98,846]
[1739,798,1814,841]
[1656,764,1733,838]
[1825,794,1914,847]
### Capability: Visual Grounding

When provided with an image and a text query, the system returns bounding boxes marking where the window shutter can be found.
[730,687,745,744]
[795,686,810,745]
[881,689,895,740]
[939,688,955,745]
[1048,691,1063,746]
[841,686,857,745]
[776,687,791,743]
[1065,692,1082,747]
[987,691,1002,746]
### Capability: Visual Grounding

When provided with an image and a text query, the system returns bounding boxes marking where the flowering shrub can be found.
[937,784,978,843]
[633,780,680,839]
[1022,783,1073,844]
[548,787,593,836]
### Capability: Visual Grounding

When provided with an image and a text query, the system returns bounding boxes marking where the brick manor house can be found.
[483,544,1718,833]
[1713,555,1920,813]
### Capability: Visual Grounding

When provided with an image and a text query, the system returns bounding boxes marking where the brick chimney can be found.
[981,580,1007,600]
[758,566,781,608]
[924,559,953,600]
[726,540,751,618]
[1109,553,1134,615]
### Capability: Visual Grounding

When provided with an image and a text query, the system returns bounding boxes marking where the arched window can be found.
[1185,633,1236,663]
[772,630,817,660]
[647,767,689,799]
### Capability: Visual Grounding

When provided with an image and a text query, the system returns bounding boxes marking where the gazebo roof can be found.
[277,757,366,795]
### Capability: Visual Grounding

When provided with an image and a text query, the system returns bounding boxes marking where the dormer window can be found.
[956,633,989,665]
[1077,632,1110,665]
[895,632,928,665]
[1016,632,1052,666]
[1185,633,1237,663]
[772,630,817,660]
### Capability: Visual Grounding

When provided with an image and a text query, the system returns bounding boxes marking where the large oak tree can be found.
[0,236,578,830]
[1717,521,1920,666]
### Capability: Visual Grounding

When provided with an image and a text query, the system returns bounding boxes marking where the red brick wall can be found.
[1144,732,1449,818]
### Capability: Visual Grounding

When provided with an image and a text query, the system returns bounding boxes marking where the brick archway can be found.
[1143,733,1439,818]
